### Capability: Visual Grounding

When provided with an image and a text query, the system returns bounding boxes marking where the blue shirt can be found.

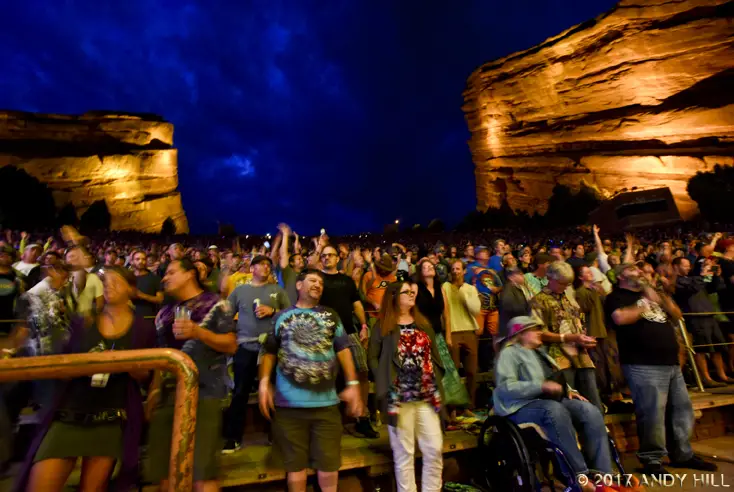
[267,305,351,408]
[488,255,503,273]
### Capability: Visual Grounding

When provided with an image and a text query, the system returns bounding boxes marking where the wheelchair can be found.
[474,411,628,492]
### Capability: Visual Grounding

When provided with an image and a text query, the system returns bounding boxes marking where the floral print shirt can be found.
[530,288,594,370]
[17,281,73,357]
[388,323,441,415]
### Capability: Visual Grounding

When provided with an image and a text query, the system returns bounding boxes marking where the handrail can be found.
[678,319,705,393]
[0,349,199,492]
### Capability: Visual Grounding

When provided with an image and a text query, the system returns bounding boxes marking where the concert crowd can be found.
[0,221,732,492]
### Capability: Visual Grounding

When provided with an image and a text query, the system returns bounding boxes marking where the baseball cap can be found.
[251,255,273,267]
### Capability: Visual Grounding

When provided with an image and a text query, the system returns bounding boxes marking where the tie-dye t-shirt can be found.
[263,305,351,408]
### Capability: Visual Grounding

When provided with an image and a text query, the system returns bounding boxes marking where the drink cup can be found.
[175,306,191,321]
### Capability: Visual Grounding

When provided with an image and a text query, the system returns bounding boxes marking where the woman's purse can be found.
[435,333,470,407]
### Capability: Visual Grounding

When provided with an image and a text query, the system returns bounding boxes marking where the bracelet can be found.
[560,333,566,343]
[346,380,360,386]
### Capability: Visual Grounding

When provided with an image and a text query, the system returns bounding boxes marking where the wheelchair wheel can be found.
[476,416,536,492]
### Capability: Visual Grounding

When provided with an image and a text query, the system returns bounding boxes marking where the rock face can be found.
[0,111,188,233]
[463,0,734,219]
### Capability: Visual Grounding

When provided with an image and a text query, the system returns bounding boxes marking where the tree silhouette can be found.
[458,184,600,231]
[80,200,111,232]
[161,217,177,236]
[544,183,601,228]
[687,164,734,223]
[0,167,57,230]
[427,218,444,232]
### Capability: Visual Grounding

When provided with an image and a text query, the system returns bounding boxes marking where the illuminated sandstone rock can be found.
[0,111,188,233]
[463,0,734,219]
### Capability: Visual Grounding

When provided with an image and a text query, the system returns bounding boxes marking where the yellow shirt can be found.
[225,272,252,298]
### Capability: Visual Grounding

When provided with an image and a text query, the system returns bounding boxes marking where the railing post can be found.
[678,319,705,393]
[0,348,198,491]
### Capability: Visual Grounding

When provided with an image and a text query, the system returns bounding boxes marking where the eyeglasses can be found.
[399,290,416,297]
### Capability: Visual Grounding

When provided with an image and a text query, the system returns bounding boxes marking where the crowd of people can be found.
[0,221,732,491]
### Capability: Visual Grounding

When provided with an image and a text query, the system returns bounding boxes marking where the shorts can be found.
[272,405,342,472]
[144,398,223,483]
[688,318,727,355]
[348,332,369,374]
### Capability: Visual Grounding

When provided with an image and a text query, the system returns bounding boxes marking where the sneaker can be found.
[640,462,669,478]
[670,454,718,471]
[221,439,241,454]
[355,418,379,439]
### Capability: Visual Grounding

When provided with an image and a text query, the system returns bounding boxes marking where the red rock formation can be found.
[0,111,188,233]
[463,0,734,219]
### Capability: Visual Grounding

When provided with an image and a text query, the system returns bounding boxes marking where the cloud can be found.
[0,0,618,235]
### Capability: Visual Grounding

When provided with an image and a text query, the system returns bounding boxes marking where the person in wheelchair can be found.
[494,316,613,490]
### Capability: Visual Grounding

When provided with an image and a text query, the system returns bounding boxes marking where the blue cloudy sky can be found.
[0,0,617,235]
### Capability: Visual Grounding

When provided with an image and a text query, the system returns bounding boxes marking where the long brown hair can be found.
[379,281,431,336]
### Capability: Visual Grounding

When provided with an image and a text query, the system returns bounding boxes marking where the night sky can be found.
[1,0,617,235]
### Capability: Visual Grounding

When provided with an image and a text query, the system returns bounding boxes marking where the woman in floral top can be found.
[368,281,446,492]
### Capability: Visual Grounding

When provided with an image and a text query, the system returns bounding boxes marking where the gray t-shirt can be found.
[228,282,290,349]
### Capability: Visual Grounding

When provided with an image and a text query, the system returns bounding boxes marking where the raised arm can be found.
[623,233,635,265]
[593,225,610,273]
[277,223,291,270]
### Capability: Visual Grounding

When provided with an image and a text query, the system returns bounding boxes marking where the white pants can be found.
[388,401,443,492]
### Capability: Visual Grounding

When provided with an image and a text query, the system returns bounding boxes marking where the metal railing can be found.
[679,311,734,394]
[0,349,199,492]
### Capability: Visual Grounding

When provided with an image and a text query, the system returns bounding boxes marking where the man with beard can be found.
[259,269,362,492]
[443,259,481,414]
[605,263,716,477]
[130,250,163,319]
[319,245,376,438]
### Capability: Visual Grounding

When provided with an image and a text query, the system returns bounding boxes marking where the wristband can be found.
[560,333,565,343]
[346,380,360,386]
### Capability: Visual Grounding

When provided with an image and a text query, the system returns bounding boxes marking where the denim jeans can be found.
[509,398,613,475]
[622,364,694,466]
[223,346,260,441]
[562,367,604,412]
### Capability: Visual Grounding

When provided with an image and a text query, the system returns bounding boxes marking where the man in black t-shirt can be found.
[131,251,163,319]
[605,263,716,477]
[319,245,377,438]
